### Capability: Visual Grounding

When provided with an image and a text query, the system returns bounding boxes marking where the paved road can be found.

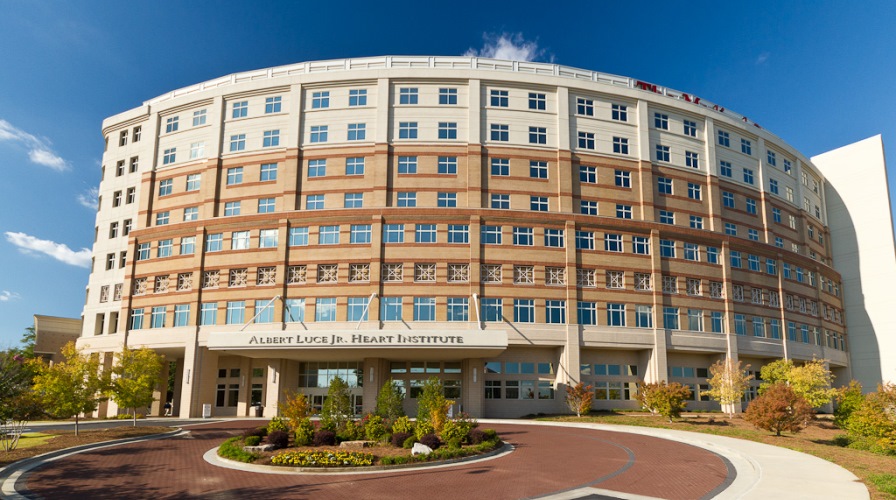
[17,420,730,500]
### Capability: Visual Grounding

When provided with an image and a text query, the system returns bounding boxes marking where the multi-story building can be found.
[75,56,891,419]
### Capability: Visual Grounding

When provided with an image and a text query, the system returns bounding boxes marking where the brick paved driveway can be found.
[22,421,731,499]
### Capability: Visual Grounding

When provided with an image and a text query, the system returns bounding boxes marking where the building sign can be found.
[208,330,508,351]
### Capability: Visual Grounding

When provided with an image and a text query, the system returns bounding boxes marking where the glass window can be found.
[398,87,418,105]
[437,192,457,207]
[481,298,503,322]
[607,303,626,326]
[448,225,469,244]
[350,224,371,244]
[284,299,305,322]
[226,167,243,185]
[319,225,340,245]
[383,224,404,243]
[398,122,417,139]
[315,298,336,322]
[200,303,217,326]
[447,298,469,322]
[481,225,502,244]
[438,156,457,174]
[415,224,437,243]
[345,157,364,175]
[397,156,417,174]
[309,125,328,143]
[490,89,508,107]
[265,96,281,113]
[380,297,403,321]
[225,301,245,324]
[306,194,324,210]
[311,91,329,109]
[263,130,280,147]
[347,123,366,141]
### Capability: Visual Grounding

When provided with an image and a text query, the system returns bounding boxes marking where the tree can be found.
[0,351,43,451]
[320,376,353,432]
[833,380,864,429]
[744,383,814,436]
[375,379,405,420]
[565,381,594,417]
[109,347,164,426]
[704,359,753,418]
[30,342,109,436]
[637,381,692,422]
[844,383,896,453]
[417,377,453,434]
[759,358,835,408]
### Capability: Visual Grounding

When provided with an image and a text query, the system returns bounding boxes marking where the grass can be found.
[539,412,896,499]
[0,426,171,468]
[14,432,56,449]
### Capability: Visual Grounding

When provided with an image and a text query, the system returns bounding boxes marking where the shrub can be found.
[845,383,896,453]
[637,381,692,422]
[375,379,406,420]
[834,380,865,428]
[279,391,312,431]
[441,419,472,444]
[744,383,814,436]
[391,431,412,448]
[414,420,435,440]
[418,433,441,450]
[267,430,290,449]
[364,414,389,442]
[337,421,364,442]
[391,415,414,435]
[218,437,259,463]
[271,450,374,467]
[469,428,487,445]
[565,381,595,417]
[402,435,417,449]
[312,429,336,446]
[320,376,353,432]
[244,435,261,446]
[416,377,453,434]
[294,417,315,446]
[267,416,289,434]
[242,426,267,439]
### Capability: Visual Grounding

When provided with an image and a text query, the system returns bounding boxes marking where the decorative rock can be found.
[411,442,433,456]
[243,444,276,453]
[339,440,374,448]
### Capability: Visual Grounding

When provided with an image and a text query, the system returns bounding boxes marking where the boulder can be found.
[411,442,433,456]
[243,444,276,453]
[339,440,374,449]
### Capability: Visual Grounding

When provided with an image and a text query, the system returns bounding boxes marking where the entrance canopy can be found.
[207,330,509,361]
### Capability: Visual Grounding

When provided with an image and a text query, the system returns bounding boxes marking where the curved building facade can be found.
[79,56,850,418]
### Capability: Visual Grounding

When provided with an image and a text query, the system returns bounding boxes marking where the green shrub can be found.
[337,421,364,442]
[267,416,289,434]
[375,379,406,420]
[244,435,261,446]
[364,414,389,442]
[402,435,417,449]
[414,420,434,440]
[218,437,259,463]
[446,438,462,449]
[440,417,474,444]
[391,415,414,435]
[271,450,374,467]
[637,381,692,422]
[834,380,864,428]
[294,417,315,446]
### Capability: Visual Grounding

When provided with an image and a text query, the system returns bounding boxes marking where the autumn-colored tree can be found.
[30,342,109,436]
[845,383,896,452]
[704,359,753,417]
[744,383,814,436]
[375,379,406,421]
[565,381,594,417]
[110,347,164,426]
[417,377,453,434]
[759,358,835,408]
[637,381,692,422]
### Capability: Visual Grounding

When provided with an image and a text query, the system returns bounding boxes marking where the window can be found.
[397,156,417,174]
[346,297,369,322]
[786,186,794,202]
[724,223,737,236]
[718,130,730,147]
[604,233,623,252]
[730,251,742,268]
[224,201,240,216]
[577,301,597,325]
[546,300,566,324]
[580,200,598,215]
[607,304,626,326]
[438,156,457,174]
[165,116,179,133]
[660,239,675,258]
[481,225,502,244]
[741,138,752,155]
[412,297,436,321]
[513,227,533,246]
[634,272,651,291]
[784,159,792,174]
[309,125,328,143]
[306,194,324,210]
[683,120,697,137]
[150,306,166,329]
[136,243,150,261]
[437,192,457,207]
[229,134,246,152]
[232,101,248,118]
[112,191,122,208]
[162,148,176,165]
[575,231,594,250]
[200,303,217,326]
[129,156,139,173]
[398,122,417,139]
[684,243,699,261]
[485,158,509,178]
[528,127,547,144]
[415,224,436,243]
[157,239,173,258]
[255,163,276,183]
[734,314,746,335]
[636,305,653,328]
[448,225,469,243]
[397,192,416,207]
[344,193,363,208]
[659,210,675,225]
[258,198,275,213]
[632,236,649,255]
[577,131,595,150]
[748,254,761,271]
[348,89,367,106]
[654,113,669,129]
[769,179,779,195]
[611,104,628,121]
[530,196,548,212]
[719,160,732,178]
[180,236,195,255]
[345,157,364,176]
[119,129,128,146]
[155,211,170,226]
[657,177,672,194]
[767,150,777,166]
[289,227,309,246]
[205,233,222,252]
[612,136,629,154]
[446,297,468,322]
[226,167,243,185]
[311,91,329,109]
[687,183,702,201]
[655,145,670,162]
[685,151,699,169]
[748,229,759,241]
[514,299,535,323]
[490,194,509,209]
[185,174,201,191]
[772,207,782,223]
[479,298,503,322]
[381,297,403,321]
[662,276,677,294]
[766,258,778,275]
[231,231,249,250]
[316,298,337,322]
[711,312,724,333]
[722,191,735,208]
[544,229,564,247]
[397,87,418,104]
[490,89,508,107]
[528,92,546,110]
[745,198,757,215]
[438,87,458,105]
[283,299,305,323]
[775,236,784,248]
[615,170,631,187]
[743,168,755,185]
[133,126,141,142]
[350,224,371,244]
[123,219,133,234]
[606,270,624,289]
[319,225,340,245]
[262,130,280,147]
[383,224,404,243]
[265,96,281,113]
[192,109,207,127]
[438,122,457,139]
[577,97,594,115]
[579,165,597,184]
[663,307,679,329]
[489,123,509,142]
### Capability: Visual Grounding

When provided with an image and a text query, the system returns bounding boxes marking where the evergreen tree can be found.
[375,379,405,420]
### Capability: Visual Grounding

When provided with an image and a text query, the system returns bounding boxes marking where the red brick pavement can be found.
[22,421,730,500]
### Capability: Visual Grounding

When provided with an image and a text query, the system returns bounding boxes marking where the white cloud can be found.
[77,186,99,210]
[756,52,770,65]
[4,231,91,268]
[0,119,69,171]
[0,291,20,302]
[463,33,548,62]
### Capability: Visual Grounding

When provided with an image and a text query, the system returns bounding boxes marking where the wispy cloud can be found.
[463,32,550,62]
[0,290,20,302]
[756,52,770,65]
[4,231,91,268]
[77,186,99,210]
[0,119,69,171]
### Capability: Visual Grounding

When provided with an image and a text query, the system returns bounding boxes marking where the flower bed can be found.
[271,450,375,467]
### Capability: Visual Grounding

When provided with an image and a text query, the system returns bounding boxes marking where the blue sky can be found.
[1,0,895,348]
